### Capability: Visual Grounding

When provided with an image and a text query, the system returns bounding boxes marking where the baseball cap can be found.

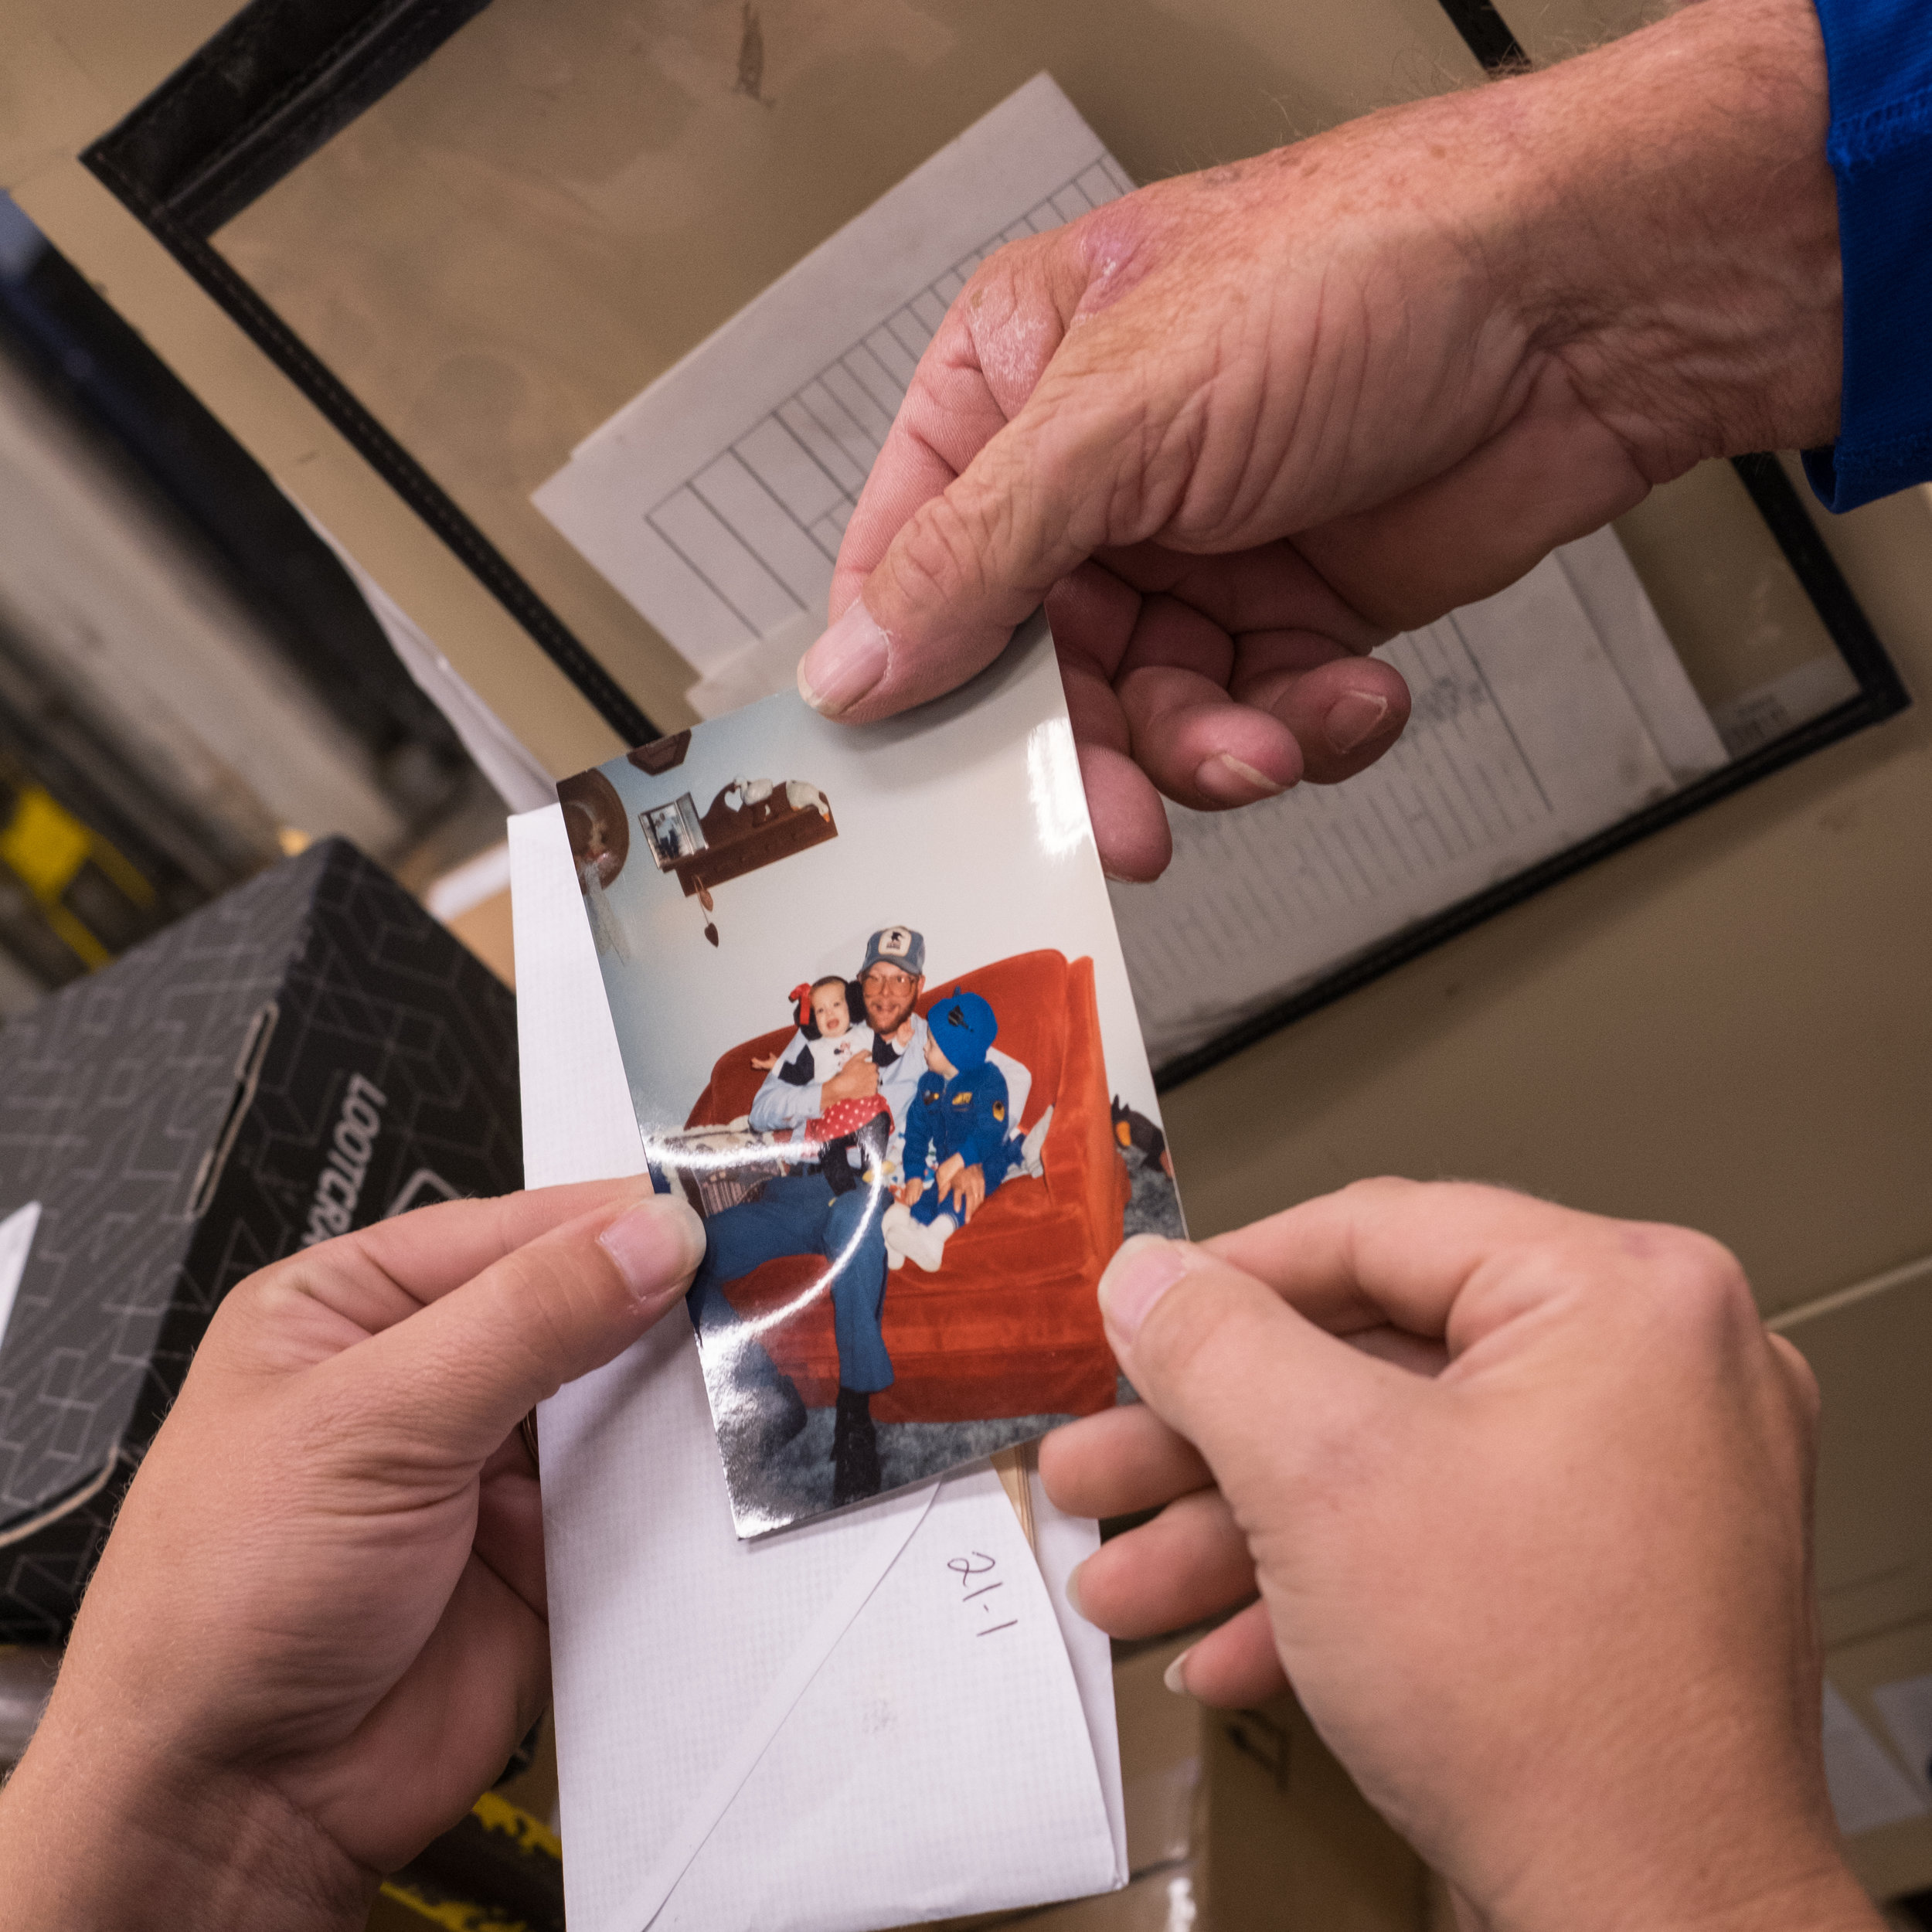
[859,926,925,978]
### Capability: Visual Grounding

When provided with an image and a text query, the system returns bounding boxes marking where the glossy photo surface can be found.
[558,619,1178,1535]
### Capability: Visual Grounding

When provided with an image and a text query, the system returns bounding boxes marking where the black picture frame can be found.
[80,0,654,750]
[1153,459,1910,1090]
[76,0,1912,1094]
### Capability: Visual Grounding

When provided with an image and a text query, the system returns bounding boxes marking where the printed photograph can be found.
[558,621,1180,1535]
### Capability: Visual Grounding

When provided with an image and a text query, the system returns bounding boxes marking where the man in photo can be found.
[688,926,1006,1506]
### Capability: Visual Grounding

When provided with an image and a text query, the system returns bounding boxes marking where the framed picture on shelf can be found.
[640,794,705,869]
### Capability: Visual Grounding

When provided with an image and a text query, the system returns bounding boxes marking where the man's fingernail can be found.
[798,601,889,718]
[599,1196,706,1305]
[1193,752,1286,804]
[1325,692,1390,754]
[1163,1647,1194,1696]
[1098,1234,1190,1343]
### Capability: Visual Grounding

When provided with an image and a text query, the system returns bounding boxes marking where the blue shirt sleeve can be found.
[1804,0,1932,510]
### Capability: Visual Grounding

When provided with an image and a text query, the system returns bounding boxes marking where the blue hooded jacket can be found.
[903,988,1015,1190]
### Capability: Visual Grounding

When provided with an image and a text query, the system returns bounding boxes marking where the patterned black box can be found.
[0,839,520,1640]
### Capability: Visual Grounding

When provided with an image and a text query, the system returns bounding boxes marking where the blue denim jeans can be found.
[685,1171,894,1393]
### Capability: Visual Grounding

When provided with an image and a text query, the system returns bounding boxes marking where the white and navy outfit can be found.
[771,1028,872,1087]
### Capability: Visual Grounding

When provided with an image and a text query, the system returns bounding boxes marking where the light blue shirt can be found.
[748,1015,931,1154]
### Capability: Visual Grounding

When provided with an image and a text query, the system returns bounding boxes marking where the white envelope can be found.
[513,805,1128,1932]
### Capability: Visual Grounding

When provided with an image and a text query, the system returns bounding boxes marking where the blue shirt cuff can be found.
[1806,0,1932,512]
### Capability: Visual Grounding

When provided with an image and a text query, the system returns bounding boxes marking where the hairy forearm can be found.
[1276,0,1841,624]
[1509,0,1840,470]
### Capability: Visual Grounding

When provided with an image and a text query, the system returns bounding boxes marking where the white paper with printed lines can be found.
[534,73,1129,691]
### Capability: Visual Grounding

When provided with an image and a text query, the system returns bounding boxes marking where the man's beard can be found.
[865,988,914,1035]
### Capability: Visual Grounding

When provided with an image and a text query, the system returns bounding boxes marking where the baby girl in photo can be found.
[752,977,872,1080]
[753,978,889,1196]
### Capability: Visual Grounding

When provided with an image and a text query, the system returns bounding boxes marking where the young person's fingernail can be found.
[1066,1561,1087,1617]
[1193,752,1286,804]
[798,601,889,718]
[599,1197,706,1305]
[1163,1647,1194,1696]
[1098,1235,1190,1343]
[1325,692,1390,754]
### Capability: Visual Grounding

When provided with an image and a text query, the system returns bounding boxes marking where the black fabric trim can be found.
[777,1043,815,1087]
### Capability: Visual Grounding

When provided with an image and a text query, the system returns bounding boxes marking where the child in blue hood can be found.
[882,987,1017,1274]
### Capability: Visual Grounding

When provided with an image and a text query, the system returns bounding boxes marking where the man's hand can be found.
[798,0,1838,879]
[822,1053,879,1105]
[933,1155,986,1223]
[0,1181,705,1931]
[1041,1182,1879,1932]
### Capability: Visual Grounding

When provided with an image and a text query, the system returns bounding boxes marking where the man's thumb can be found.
[1099,1234,1389,1499]
[798,415,1091,726]
[343,1194,705,1464]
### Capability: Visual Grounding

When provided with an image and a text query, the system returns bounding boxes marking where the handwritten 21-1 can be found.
[947,1552,1019,1636]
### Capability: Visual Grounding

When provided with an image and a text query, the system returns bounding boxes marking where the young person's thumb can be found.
[335,1193,704,1468]
[1097,1234,1396,1506]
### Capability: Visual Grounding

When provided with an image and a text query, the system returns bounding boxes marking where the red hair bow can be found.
[789,982,813,1028]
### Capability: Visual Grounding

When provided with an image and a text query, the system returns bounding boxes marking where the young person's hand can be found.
[894,1178,926,1208]
[0,1181,706,1932]
[1042,1182,1879,1932]
[800,0,1837,879]
[934,1155,987,1222]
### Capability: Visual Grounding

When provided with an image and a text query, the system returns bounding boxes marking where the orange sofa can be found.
[684,950,1129,1423]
